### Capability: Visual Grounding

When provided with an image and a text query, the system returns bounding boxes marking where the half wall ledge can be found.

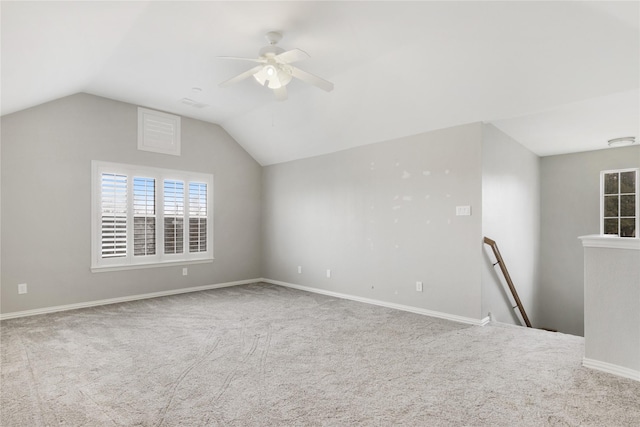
[579,234,640,382]
[579,234,640,250]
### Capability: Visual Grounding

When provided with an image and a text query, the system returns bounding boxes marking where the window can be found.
[189,182,208,253]
[164,179,184,255]
[100,173,128,258]
[92,161,213,271]
[600,168,638,237]
[134,177,156,256]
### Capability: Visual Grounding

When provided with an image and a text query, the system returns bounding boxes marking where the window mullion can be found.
[158,176,166,261]
[127,172,134,264]
[620,172,624,236]
[153,179,158,258]
[183,183,189,256]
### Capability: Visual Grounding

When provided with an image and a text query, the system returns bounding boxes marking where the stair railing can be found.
[483,237,532,328]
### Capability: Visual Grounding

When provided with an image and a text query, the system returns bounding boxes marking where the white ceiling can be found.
[2,1,638,165]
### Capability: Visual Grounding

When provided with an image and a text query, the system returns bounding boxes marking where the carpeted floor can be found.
[1,282,639,426]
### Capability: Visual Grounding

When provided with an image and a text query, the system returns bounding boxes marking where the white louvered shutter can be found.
[133,177,156,256]
[101,173,127,258]
[164,179,185,254]
[189,182,207,252]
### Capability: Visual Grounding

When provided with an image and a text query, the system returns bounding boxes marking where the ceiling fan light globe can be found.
[253,67,270,87]
[253,65,293,89]
[277,69,292,86]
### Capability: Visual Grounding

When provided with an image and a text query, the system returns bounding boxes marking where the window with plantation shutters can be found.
[164,179,185,254]
[92,161,213,272]
[101,173,127,258]
[133,177,156,256]
[189,182,207,252]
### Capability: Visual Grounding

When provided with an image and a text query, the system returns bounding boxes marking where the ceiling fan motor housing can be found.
[259,45,284,58]
[256,33,291,89]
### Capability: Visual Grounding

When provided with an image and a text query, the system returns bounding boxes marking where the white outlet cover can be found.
[18,283,27,294]
[416,281,423,292]
[326,269,331,278]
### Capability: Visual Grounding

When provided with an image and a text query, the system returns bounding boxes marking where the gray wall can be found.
[481,124,541,327]
[262,123,484,320]
[539,145,640,336]
[1,93,262,314]
[4,92,637,335]
[583,243,640,373]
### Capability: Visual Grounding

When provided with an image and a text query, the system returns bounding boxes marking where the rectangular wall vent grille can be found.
[138,107,181,156]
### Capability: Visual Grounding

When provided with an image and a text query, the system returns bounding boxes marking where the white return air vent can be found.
[138,107,181,156]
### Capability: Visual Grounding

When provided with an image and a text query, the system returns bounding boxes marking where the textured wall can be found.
[481,124,541,327]
[540,145,640,336]
[1,93,262,314]
[583,242,640,373]
[262,123,484,320]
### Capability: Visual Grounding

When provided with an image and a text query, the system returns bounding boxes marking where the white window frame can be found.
[91,161,213,272]
[600,168,639,238]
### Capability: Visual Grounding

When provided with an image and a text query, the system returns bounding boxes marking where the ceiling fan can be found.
[218,31,334,101]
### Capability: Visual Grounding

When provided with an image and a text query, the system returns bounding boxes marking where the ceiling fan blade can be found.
[218,56,266,63]
[274,86,288,101]
[275,48,310,64]
[219,65,265,87]
[290,66,334,92]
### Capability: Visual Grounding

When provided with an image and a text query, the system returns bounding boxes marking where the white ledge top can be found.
[579,235,640,250]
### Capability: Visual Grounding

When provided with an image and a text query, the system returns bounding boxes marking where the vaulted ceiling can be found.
[2,1,638,165]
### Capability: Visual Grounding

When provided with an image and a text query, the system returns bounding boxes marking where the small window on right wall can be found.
[601,168,639,237]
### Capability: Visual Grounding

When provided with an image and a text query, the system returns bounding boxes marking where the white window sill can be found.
[91,258,213,273]
[579,235,640,250]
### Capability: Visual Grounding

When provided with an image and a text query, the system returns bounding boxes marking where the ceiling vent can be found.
[607,136,636,148]
[180,98,209,109]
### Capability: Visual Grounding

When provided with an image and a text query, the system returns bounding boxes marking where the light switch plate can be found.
[456,206,471,216]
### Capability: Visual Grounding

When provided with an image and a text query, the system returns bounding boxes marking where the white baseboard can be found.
[0,278,260,321]
[583,357,640,382]
[1,278,491,328]
[489,319,533,330]
[262,278,490,327]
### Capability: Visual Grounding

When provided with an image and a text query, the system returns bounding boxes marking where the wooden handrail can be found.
[483,237,532,328]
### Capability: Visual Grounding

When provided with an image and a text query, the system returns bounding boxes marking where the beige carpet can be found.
[1,282,639,426]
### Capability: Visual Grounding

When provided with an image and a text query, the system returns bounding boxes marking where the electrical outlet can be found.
[18,283,27,294]
[416,281,423,292]
[182,268,188,276]
[326,269,331,278]
[297,266,302,274]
